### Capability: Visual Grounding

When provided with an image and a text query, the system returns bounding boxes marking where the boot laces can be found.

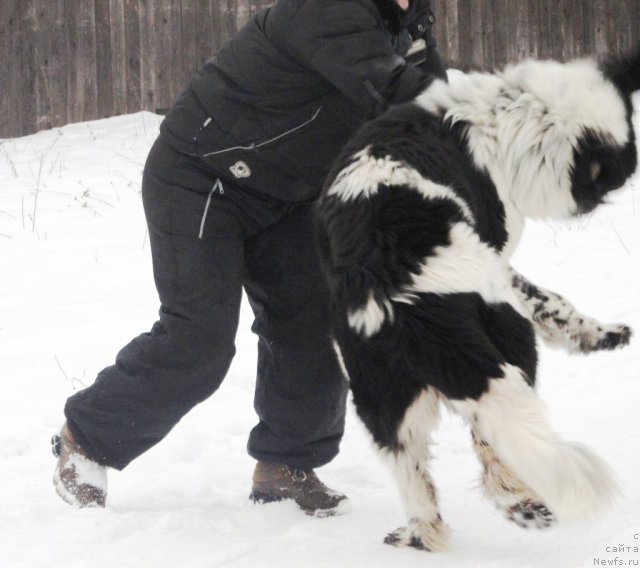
[51,434,62,458]
[291,469,308,482]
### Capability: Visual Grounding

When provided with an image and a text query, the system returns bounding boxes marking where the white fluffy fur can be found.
[347,291,393,337]
[448,365,618,522]
[416,60,631,220]
[380,389,450,551]
[328,150,474,222]
[346,221,527,337]
[406,222,519,306]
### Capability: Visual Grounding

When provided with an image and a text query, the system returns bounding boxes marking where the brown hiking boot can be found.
[51,424,107,508]
[250,461,349,517]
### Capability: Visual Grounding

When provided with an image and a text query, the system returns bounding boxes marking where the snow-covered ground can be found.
[1,107,639,568]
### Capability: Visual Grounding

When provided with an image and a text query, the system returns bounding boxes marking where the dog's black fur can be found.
[317,47,640,551]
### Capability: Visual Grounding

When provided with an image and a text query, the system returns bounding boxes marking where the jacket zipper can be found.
[198,178,224,239]
[201,106,322,158]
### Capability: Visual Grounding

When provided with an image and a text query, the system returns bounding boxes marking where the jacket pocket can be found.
[201,107,322,161]
[197,105,350,201]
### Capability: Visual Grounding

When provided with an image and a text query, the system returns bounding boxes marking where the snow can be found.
[1,105,639,568]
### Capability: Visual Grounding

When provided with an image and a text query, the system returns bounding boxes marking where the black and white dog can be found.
[317,49,640,551]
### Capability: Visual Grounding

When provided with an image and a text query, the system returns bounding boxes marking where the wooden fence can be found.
[2,0,639,138]
[432,0,640,71]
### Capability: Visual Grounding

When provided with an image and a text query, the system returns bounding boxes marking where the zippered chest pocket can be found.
[201,107,322,160]
[194,102,355,202]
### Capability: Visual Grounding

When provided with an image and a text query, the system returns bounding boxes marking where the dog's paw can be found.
[572,323,632,354]
[384,527,430,551]
[506,499,556,530]
[383,518,449,552]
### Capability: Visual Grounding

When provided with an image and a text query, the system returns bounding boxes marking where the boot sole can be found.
[249,490,350,518]
[52,469,105,508]
[249,490,287,505]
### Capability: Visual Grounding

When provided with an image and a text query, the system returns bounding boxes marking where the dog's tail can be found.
[450,364,618,522]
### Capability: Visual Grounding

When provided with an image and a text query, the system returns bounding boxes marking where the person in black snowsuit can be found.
[52,0,447,514]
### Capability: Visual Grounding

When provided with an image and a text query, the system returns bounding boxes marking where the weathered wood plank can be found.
[195,0,214,66]
[481,0,496,70]
[571,0,586,58]
[20,0,38,134]
[95,0,114,118]
[123,0,141,114]
[582,0,597,56]
[553,0,575,60]
[180,0,198,86]
[527,0,540,58]
[444,0,460,67]
[492,0,508,67]
[431,0,447,62]
[634,0,640,49]
[167,0,184,106]
[629,0,640,54]
[0,0,11,135]
[65,0,98,124]
[138,0,156,111]
[537,0,553,59]
[609,0,633,53]
[213,0,238,53]
[34,0,67,131]
[455,0,473,69]
[469,0,485,68]
[513,0,531,60]
[593,0,609,56]
[6,0,22,137]
[4,0,22,137]
[143,0,172,112]
[109,0,127,116]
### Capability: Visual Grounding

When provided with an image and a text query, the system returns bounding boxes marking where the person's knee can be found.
[115,316,237,380]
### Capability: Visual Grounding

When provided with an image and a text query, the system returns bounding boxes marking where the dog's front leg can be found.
[509,268,632,354]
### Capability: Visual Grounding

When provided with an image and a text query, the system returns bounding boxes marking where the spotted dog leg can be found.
[510,268,632,354]
[382,390,450,552]
[471,431,556,529]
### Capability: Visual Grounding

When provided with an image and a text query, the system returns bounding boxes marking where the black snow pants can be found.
[64,137,348,471]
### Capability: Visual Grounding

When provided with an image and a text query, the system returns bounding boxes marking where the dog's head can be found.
[498,47,640,219]
[509,47,640,218]
[427,46,640,220]
[569,46,640,214]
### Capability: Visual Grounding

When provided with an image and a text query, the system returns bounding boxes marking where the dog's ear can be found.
[601,43,640,96]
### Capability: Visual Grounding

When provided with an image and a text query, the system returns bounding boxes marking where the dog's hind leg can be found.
[471,430,556,529]
[510,268,632,353]
[450,364,618,523]
[381,388,450,552]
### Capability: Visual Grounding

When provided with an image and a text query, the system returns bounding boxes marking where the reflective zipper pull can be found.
[198,179,224,239]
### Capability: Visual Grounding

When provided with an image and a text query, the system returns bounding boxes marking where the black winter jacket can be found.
[161,0,446,202]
